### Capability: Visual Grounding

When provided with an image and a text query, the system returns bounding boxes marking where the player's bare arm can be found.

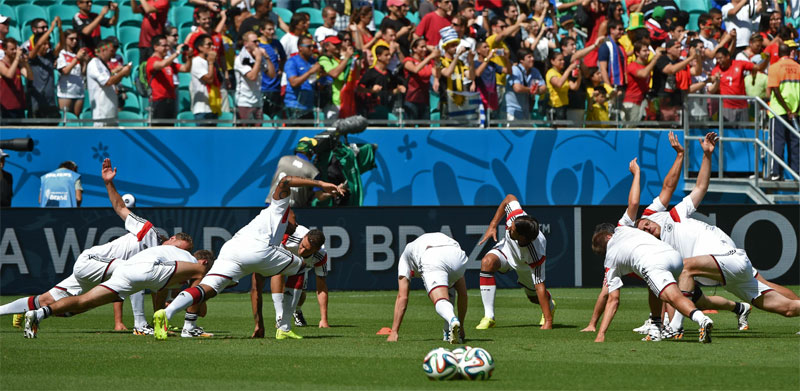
[688,132,718,208]
[479,194,519,245]
[387,277,411,342]
[657,131,685,206]
[582,284,609,332]
[316,276,330,328]
[102,158,131,221]
[625,158,641,221]
[595,288,620,342]
[273,176,346,201]
[454,277,468,339]
[535,283,553,329]
[250,273,267,338]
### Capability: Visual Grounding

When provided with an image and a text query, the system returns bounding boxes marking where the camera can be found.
[311,116,368,154]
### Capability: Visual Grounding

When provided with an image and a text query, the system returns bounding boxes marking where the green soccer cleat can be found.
[475,317,496,330]
[540,299,557,326]
[12,313,23,328]
[275,329,303,340]
[153,309,169,341]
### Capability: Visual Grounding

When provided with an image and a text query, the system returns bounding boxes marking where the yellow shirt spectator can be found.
[546,68,569,108]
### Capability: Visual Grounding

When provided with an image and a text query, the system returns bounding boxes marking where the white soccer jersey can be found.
[83,213,161,264]
[56,50,84,99]
[233,196,291,246]
[282,224,328,277]
[498,200,547,268]
[643,196,736,258]
[101,245,197,297]
[397,232,462,280]
[604,226,682,293]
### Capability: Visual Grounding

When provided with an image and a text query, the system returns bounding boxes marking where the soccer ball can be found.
[457,347,494,380]
[422,348,459,380]
[450,346,473,361]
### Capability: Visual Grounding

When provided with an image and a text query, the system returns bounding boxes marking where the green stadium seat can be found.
[177,86,190,112]
[59,111,80,127]
[33,0,57,7]
[296,7,322,28]
[0,5,16,26]
[169,5,195,29]
[179,26,193,44]
[48,5,78,29]
[406,11,419,25]
[272,7,292,26]
[118,110,145,127]
[123,41,138,56]
[118,26,140,46]
[123,48,140,68]
[7,25,21,41]
[2,0,29,6]
[218,111,234,127]
[177,110,195,127]
[178,72,190,88]
[79,110,92,123]
[117,4,143,27]
[100,24,116,39]
[373,9,384,27]
[16,5,48,36]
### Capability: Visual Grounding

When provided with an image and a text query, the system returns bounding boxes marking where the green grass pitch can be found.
[2,287,799,390]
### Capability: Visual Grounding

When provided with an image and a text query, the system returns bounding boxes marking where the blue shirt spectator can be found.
[259,39,285,93]
[505,58,545,120]
[284,38,319,114]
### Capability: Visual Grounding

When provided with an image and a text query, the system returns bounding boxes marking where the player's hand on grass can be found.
[668,131,683,154]
[478,224,498,245]
[318,319,330,328]
[701,132,718,155]
[251,325,265,338]
[102,158,116,183]
[580,325,596,332]
[386,330,398,342]
[114,322,128,331]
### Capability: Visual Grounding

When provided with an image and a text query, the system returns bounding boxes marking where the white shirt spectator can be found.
[86,57,117,124]
[190,56,213,114]
[314,26,338,47]
[56,50,85,99]
[280,32,300,56]
[722,1,760,48]
[234,49,264,108]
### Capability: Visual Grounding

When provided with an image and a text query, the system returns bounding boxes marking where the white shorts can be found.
[640,251,683,297]
[200,238,302,294]
[419,246,468,294]
[73,253,120,292]
[50,274,82,299]
[100,260,178,299]
[488,249,545,291]
[712,249,772,302]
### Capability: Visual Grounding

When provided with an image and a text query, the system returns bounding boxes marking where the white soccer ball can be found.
[422,348,459,380]
[450,345,473,361]
[457,347,495,380]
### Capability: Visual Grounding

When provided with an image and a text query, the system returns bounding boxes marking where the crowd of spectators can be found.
[0,0,798,137]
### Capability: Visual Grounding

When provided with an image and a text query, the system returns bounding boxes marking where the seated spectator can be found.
[258,20,286,119]
[403,38,439,120]
[27,18,64,122]
[57,29,89,117]
[439,28,476,120]
[234,31,273,125]
[318,35,355,120]
[190,34,223,124]
[381,0,413,56]
[545,51,581,121]
[0,38,32,123]
[87,38,132,126]
[505,48,544,122]
[147,35,190,121]
[131,0,171,61]
[39,161,82,208]
[624,42,663,123]
[74,0,119,56]
[284,35,321,121]
[314,7,339,45]
[357,45,406,119]
[473,40,504,119]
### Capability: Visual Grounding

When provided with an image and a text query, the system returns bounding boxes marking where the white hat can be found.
[122,193,136,208]
[0,15,8,24]
[439,26,460,47]
[0,149,8,158]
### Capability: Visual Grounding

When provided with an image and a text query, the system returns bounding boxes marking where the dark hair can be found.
[591,223,615,255]
[58,160,78,172]
[715,47,730,57]
[697,13,710,30]
[459,1,474,12]
[779,43,793,57]
[289,12,306,32]
[547,50,563,63]
[490,16,505,28]
[708,8,721,16]
[380,24,396,34]
[306,229,326,249]
[193,249,215,268]
[513,215,539,242]
[30,18,46,28]
[607,19,622,32]
[174,232,194,252]
[606,1,622,20]
[151,34,167,49]
[193,33,212,51]
[351,6,373,25]
[375,45,389,56]
[559,36,575,48]
[3,37,18,49]
[632,28,650,42]
[633,41,648,55]
[688,39,703,49]
[502,2,516,14]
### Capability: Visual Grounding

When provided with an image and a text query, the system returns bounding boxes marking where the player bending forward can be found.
[476,194,554,330]
[387,233,469,344]
[24,247,213,338]
[152,176,344,340]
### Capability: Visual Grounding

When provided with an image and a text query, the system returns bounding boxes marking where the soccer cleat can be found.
[539,299,557,326]
[641,324,662,342]
[698,317,713,343]
[737,303,751,331]
[293,310,307,327]
[153,309,169,341]
[181,325,214,338]
[12,313,23,328]
[475,317,496,330]
[132,324,155,336]
[448,318,461,345]
[275,329,303,340]
[633,318,653,334]
[23,311,39,339]
[661,324,683,340]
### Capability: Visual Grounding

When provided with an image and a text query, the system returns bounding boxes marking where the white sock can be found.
[290,289,302,312]
[129,291,147,328]
[272,293,285,327]
[279,293,294,331]
[183,312,198,330]
[479,273,496,319]
[434,299,457,325]
[0,296,35,315]
[165,290,194,320]
[689,309,706,325]
[669,311,684,330]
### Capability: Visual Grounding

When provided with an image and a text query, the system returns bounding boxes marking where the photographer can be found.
[0,38,33,124]
[235,31,273,126]
[265,138,332,207]
[147,35,191,121]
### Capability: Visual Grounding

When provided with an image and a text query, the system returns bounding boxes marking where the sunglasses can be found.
[299,43,313,47]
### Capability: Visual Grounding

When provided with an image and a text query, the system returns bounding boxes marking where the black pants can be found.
[262,91,284,119]
[152,98,176,123]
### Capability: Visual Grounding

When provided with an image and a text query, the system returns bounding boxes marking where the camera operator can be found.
[266,137,338,207]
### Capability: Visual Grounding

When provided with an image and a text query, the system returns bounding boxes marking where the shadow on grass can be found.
[499,323,576,329]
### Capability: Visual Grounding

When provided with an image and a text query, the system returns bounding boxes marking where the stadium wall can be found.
[1,127,756,207]
[1,205,796,295]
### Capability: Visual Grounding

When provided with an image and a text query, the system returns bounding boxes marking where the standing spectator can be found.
[545,50,580,121]
[351,6,379,56]
[651,39,695,122]
[581,0,609,69]
[0,15,9,60]
[697,14,733,75]
[523,19,556,77]
[39,161,82,208]
[451,15,477,64]
[560,35,603,124]
[131,0,171,61]
[735,35,765,64]
[710,47,767,123]
[190,34,223,124]
[238,0,290,37]
[416,0,453,49]
[597,19,626,120]
[314,7,339,45]
[371,25,401,72]
[0,39,33,123]
[501,1,524,63]
[187,8,226,69]
[403,38,439,120]
[766,43,800,181]
[0,149,11,207]
[586,87,610,125]
[87,39,132,126]
[258,20,286,119]
[474,41,503,120]
[438,28,476,120]
[759,10,781,44]
[235,31,272,125]
[505,48,544,121]
[57,30,89,117]
[318,35,355,119]
[485,14,525,95]
[284,35,321,121]
[21,18,50,53]
[557,14,584,50]
[381,0,413,56]
[74,0,119,56]
[281,12,310,56]
[624,42,663,123]
[27,18,64,122]
[419,0,437,19]
[329,0,356,32]
[147,35,190,122]
[722,0,760,55]
[357,45,406,119]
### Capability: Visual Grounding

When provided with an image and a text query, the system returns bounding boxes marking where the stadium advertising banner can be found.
[0,127,755,208]
[1,205,796,295]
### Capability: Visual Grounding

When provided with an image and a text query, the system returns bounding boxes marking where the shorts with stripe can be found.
[419,246,468,294]
[639,251,683,297]
[200,237,302,294]
[100,260,178,299]
[73,252,118,292]
[712,249,772,302]
[49,274,82,300]
[488,248,545,290]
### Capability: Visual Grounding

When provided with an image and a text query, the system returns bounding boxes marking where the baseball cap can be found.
[0,14,9,24]
[559,15,574,27]
[0,149,8,158]
[785,40,799,48]
[387,0,405,7]
[323,35,342,45]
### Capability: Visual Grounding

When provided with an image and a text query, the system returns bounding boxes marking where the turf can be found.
[2,287,799,390]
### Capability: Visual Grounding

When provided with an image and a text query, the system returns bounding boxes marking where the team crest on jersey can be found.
[665,224,673,233]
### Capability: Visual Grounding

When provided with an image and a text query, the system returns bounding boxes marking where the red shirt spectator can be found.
[624,61,648,105]
[147,57,179,100]
[415,1,452,46]
[711,59,753,109]
[134,0,171,51]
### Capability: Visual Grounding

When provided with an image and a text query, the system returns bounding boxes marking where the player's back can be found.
[125,245,197,266]
[234,197,291,246]
[83,213,160,262]
[606,226,677,274]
